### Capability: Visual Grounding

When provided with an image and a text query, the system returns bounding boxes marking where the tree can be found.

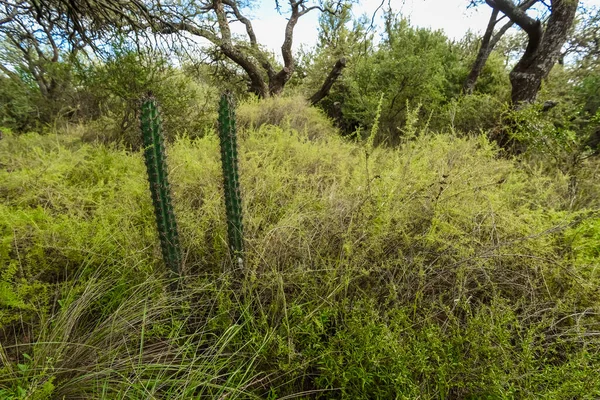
[301,1,369,106]
[469,0,579,105]
[463,0,538,94]
[0,0,348,100]
[0,0,93,123]
[321,15,466,141]
[499,0,578,105]
[561,6,600,70]
[0,0,144,104]
[147,0,348,98]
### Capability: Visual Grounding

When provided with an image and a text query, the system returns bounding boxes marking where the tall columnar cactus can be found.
[218,93,244,266]
[140,96,182,279]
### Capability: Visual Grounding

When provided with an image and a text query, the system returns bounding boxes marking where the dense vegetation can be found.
[1,0,599,398]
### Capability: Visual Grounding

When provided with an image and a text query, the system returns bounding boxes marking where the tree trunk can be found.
[480,0,579,151]
[268,67,292,96]
[309,58,347,105]
[507,0,579,105]
[464,8,500,94]
[465,0,538,94]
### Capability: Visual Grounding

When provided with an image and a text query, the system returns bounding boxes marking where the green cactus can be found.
[218,93,244,267]
[140,96,182,279]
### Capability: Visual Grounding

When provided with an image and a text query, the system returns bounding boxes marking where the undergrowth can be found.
[0,113,599,398]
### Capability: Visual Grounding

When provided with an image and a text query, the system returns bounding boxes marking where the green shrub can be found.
[78,47,217,148]
[236,95,338,140]
[309,17,478,143]
[0,76,40,131]
[435,93,508,134]
[506,103,599,186]
[0,132,158,332]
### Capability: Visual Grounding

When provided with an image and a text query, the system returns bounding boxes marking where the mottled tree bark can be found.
[486,0,579,105]
[464,0,537,94]
[309,58,347,105]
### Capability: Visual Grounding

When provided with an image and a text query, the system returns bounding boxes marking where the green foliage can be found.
[0,131,158,332]
[0,75,40,130]
[0,38,217,141]
[2,8,600,396]
[293,1,371,94]
[0,273,264,399]
[140,97,182,279]
[1,97,600,399]
[0,39,78,131]
[236,95,338,140]
[436,93,508,134]
[0,14,600,388]
[78,45,217,147]
[506,101,597,177]
[365,93,383,150]
[472,51,511,96]
[577,72,600,115]
[218,94,244,264]
[566,216,600,266]
[2,12,599,399]
[454,31,512,95]
[276,299,600,399]
[310,17,473,143]
[299,11,515,141]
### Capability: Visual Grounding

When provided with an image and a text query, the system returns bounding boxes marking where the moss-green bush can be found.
[236,95,338,140]
[434,93,508,134]
[78,49,218,148]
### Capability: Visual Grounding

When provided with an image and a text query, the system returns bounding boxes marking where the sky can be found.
[230,0,600,56]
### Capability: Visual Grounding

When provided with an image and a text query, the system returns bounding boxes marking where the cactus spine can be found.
[140,96,182,278]
[218,93,244,266]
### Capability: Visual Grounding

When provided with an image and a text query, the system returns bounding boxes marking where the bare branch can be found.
[221,0,257,46]
[0,7,17,25]
[491,0,537,46]
[309,57,346,105]
[213,0,232,44]
[298,5,322,16]
[486,0,540,36]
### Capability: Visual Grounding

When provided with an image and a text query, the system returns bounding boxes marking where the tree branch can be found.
[156,18,269,97]
[309,57,346,105]
[464,0,539,94]
[463,7,499,93]
[0,7,17,25]
[41,20,59,62]
[487,0,543,64]
[221,0,257,46]
[490,0,538,47]
[213,0,232,44]
[220,0,275,77]
[270,0,323,94]
[486,0,539,35]
[155,20,220,43]
[281,0,300,71]
[0,62,20,81]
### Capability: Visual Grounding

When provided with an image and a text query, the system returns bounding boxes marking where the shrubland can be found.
[1,3,600,398]
[1,95,599,397]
